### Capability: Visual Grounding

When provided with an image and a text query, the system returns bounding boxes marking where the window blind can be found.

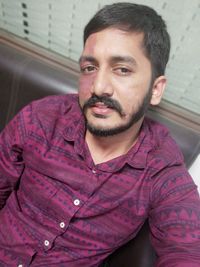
[0,0,200,115]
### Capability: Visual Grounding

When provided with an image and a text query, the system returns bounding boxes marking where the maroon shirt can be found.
[0,94,200,267]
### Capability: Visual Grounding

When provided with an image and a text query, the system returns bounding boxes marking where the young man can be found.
[0,2,199,267]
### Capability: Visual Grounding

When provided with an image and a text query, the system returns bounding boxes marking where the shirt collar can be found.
[62,95,87,159]
[126,121,151,169]
[96,121,150,173]
[62,95,84,141]
[62,96,152,172]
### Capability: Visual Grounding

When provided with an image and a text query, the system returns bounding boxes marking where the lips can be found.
[90,102,113,116]
[82,95,124,117]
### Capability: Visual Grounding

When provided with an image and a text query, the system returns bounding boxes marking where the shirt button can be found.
[92,169,96,174]
[18,265,23,267]
[44,240,50,247]
[73,199,80,206]
[60,222,65,229]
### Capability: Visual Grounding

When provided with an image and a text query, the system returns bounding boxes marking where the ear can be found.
[150,75,167,106]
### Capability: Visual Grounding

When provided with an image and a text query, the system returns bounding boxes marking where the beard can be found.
[81,91,152,137]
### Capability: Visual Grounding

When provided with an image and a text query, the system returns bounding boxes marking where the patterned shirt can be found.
[0,94,200,267]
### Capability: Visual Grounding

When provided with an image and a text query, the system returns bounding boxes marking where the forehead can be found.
[82,28,147,62]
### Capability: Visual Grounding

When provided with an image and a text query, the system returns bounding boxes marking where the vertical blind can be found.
[0,0,200,115]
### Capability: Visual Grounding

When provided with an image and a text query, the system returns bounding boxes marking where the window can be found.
[0,0,199,124]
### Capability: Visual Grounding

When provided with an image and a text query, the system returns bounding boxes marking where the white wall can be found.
[189,154,200,194]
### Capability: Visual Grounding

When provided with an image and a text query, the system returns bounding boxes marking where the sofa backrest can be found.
[0,40,200,267]
[0,42,78,131]
[0,42,199,169]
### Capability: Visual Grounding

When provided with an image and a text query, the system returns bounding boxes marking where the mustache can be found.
[82,95,125,116]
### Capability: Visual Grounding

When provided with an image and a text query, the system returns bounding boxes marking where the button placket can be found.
[92,169,96,174]
[44,239,50,247]
[73,199,80,206]
[59,221,65,229]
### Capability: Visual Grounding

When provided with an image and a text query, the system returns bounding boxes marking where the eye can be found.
[113,67,132,76]
[80,65,97,74]
[120,67,130,74]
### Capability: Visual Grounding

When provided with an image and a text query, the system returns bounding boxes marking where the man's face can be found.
[78,28,154,137]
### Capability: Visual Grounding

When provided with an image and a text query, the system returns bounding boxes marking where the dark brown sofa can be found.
[0,41,200,267]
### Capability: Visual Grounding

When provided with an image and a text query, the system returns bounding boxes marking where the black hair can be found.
[83,2,170,80]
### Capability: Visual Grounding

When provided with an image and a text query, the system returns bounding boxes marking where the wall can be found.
[189,154,200,194]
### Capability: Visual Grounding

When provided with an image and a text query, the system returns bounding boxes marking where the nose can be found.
[91,68,113,97]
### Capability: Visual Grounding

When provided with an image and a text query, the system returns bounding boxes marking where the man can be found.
[0,2,200,267]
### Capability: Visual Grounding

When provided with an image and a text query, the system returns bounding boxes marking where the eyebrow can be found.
[79,56,97,65]
[79,55,137,67]
[109,56,137,66]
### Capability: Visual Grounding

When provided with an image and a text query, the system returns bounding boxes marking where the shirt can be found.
[0,94,200,267]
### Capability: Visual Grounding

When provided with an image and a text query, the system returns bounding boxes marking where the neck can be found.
[85,119,143,164]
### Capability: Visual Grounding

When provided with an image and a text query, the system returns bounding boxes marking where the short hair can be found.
[84,2,171,80]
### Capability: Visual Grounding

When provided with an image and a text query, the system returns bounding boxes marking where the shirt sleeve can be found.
[149,163,200,267]
[0,105,31,209]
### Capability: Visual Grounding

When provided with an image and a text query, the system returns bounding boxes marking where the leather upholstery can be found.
[0,43,78,131]
[0,42,199,267]
[103,221,156,267]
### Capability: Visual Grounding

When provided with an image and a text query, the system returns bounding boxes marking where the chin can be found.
[86,120,132,137]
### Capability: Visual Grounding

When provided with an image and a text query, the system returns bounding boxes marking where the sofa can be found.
[0,39,200,267]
